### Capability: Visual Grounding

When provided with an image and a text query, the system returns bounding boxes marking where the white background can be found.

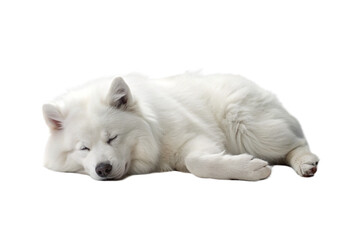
[1,0,359,239]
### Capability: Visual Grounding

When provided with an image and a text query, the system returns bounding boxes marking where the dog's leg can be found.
[183,137,271,181]
[285,145,319,177]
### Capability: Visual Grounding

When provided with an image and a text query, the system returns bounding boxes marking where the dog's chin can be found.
[110,174,128,181]
[90,168,129,181]
[90,174,124,181]
[107,171,127,181]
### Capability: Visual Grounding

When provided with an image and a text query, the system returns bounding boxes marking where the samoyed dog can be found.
[43,73,319,181]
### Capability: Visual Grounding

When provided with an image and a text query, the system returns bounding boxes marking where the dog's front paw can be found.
[236,155,271,181]
[248,157,272,180]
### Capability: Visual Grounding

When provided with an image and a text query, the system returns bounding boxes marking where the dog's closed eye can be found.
[80,146,90,151]
[107,135,118,144]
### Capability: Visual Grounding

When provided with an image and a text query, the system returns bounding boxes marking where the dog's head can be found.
[43,77,158,180]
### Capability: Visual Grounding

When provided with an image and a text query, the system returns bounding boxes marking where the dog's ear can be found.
[43,104,64,130]
[107,77,133,109]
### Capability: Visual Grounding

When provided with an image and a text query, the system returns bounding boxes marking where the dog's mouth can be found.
[100,173,128,181]
[97,162,130,181]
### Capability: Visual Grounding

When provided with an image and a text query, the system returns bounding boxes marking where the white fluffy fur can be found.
[43,73,319,181]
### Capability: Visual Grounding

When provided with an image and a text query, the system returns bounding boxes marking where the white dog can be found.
[43,73,319,181]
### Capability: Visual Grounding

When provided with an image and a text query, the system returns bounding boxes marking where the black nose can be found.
[95,163,112,178]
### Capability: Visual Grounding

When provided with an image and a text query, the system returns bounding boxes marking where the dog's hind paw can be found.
[296,155,319,177]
